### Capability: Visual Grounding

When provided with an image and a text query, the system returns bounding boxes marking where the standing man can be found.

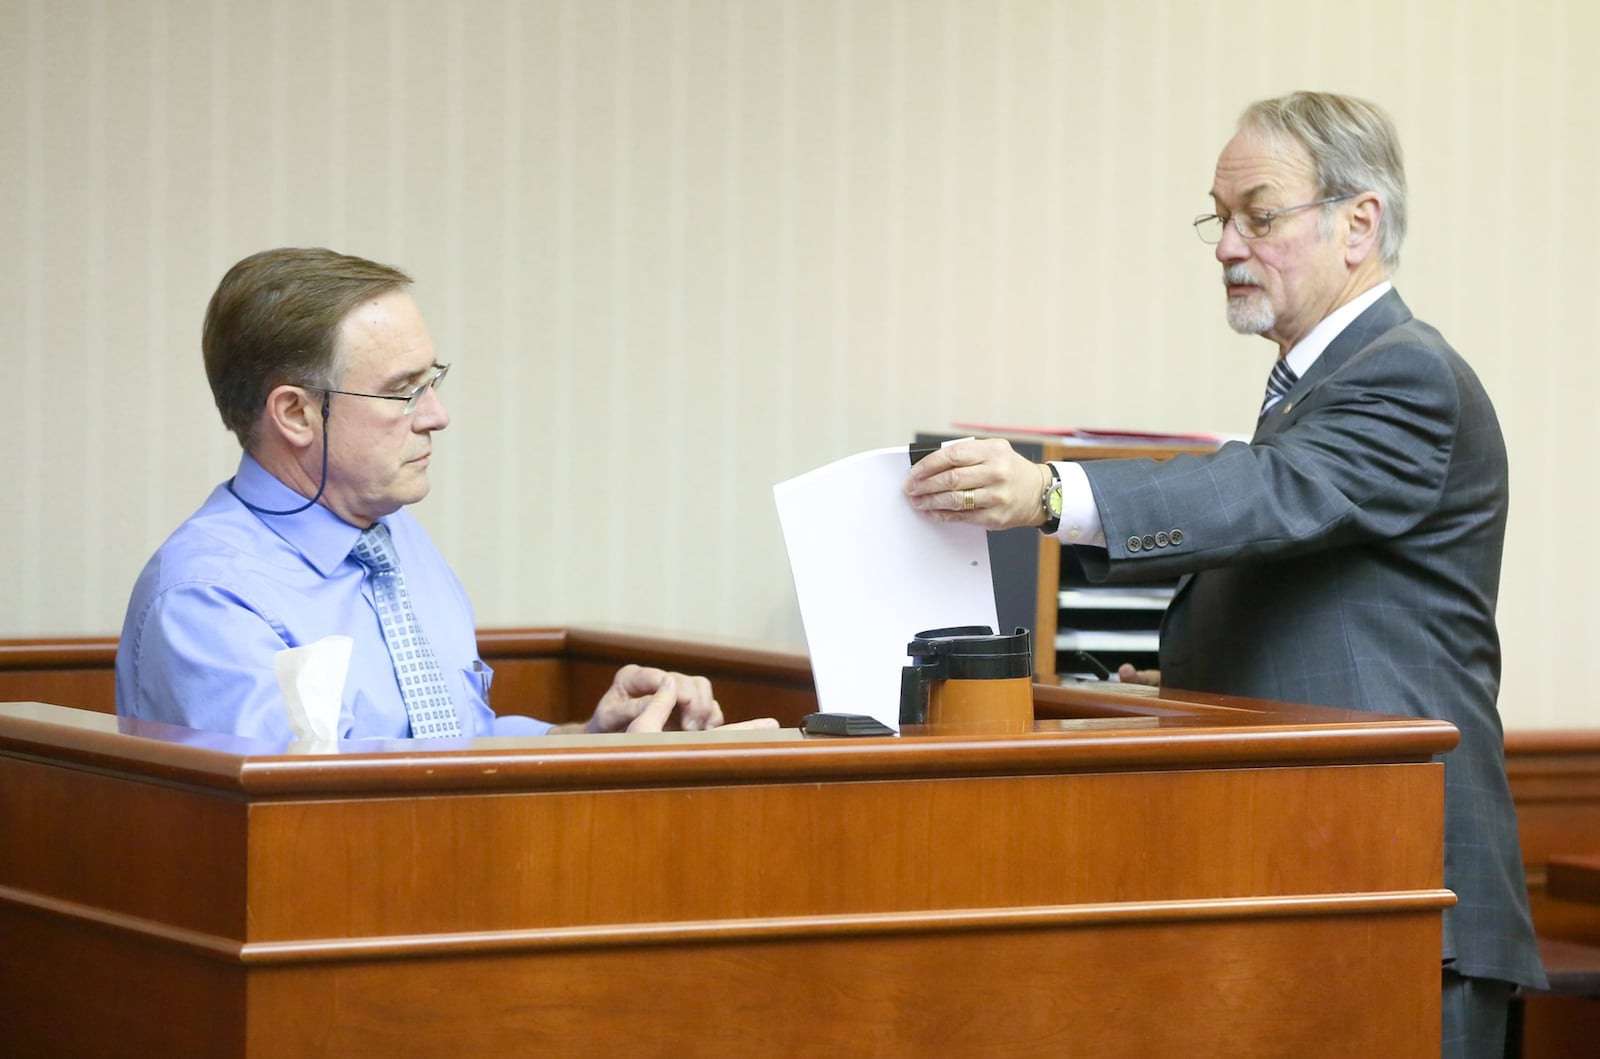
[117,247,755,741]
[905,92,1542,1056]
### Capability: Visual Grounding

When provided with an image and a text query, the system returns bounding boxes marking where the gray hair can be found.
[1239,92,1407,269]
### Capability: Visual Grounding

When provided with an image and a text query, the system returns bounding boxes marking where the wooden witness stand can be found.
[0,629,1456,1056]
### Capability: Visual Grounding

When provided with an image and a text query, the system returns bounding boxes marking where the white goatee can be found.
[1223,265,1274,335]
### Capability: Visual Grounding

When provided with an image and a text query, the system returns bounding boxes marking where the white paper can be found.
[275,635,353,751]
[774,444,999,731]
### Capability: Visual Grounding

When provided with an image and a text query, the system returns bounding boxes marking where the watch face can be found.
[1047,485,1064,517]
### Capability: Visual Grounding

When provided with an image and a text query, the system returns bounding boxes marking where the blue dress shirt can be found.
[115,453,553,743]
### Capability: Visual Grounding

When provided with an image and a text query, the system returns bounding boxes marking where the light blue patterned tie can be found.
[1260,357,1298,419]
[351,523,462,739]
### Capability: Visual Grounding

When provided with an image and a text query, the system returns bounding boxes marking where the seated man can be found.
[117,247,756,741]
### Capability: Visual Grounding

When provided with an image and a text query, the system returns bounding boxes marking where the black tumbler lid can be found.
[905,626,1032,679]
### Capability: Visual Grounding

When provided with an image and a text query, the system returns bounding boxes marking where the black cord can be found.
[226,397,331,517]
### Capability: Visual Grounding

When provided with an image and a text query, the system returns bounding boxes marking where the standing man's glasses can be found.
[313,363,450,415]
[1192,193,1357,243]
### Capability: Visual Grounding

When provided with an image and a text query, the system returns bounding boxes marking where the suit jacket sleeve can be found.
[1075,326,1463,584]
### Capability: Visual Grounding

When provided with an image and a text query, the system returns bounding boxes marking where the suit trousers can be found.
[1441,968,1512,1059]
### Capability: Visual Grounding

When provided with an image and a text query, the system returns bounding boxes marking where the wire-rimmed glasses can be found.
[315,363,450,415]
[1193,193,1357,244]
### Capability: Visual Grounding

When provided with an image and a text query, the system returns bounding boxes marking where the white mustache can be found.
[1223,265,1261,288]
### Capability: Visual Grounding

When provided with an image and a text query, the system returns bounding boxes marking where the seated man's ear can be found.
[263,385,324,450]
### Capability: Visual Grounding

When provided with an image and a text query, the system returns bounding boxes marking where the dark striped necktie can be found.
[1260,357,1298,419]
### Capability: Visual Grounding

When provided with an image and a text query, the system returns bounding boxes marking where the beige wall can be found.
[3,1,1595,728]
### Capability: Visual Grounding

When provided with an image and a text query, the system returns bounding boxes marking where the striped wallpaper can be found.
[4,0,1596,727]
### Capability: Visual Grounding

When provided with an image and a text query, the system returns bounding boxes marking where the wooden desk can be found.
[1547,855,1600,906]
[1,668,1454,1057]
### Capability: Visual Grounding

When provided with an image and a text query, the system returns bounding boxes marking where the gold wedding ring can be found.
[960,489,977,511]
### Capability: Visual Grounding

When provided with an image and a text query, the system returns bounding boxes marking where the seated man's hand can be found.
[585,664,778,733]
[588,665,718,732]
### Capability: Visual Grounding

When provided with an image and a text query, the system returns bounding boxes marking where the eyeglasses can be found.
[314,363,450,415]
[1192,193,1357,244]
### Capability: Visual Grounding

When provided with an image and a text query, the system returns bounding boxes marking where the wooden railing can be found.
[0,627,819,727]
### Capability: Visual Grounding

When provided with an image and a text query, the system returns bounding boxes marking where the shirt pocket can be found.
[456,661,496,735]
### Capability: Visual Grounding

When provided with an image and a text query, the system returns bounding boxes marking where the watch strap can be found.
[1040,462,1062,534]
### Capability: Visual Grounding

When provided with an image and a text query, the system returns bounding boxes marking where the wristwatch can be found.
[1040,463,1062,534]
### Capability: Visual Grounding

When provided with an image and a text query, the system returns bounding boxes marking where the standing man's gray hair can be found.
[1239,91,1407,269]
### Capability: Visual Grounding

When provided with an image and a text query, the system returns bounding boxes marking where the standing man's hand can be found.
[904,438,1050,530]
[1116,664,1161,687]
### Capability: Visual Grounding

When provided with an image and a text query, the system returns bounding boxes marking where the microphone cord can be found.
[226,397,332,517]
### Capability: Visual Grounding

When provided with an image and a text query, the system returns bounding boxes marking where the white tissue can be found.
[275,635,353,749]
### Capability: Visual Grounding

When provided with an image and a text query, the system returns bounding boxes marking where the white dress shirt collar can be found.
[1283,280,1393,379]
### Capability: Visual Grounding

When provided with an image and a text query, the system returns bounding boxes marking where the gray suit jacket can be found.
[1076,290,1544,988]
